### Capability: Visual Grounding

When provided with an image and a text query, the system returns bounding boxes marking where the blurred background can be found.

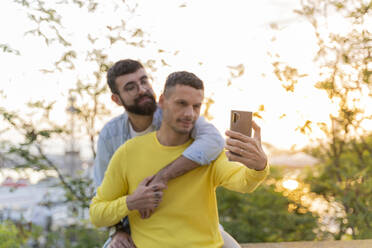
[0,0,371,247]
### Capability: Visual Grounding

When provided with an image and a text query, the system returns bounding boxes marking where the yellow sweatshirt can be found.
[90,132,269,248]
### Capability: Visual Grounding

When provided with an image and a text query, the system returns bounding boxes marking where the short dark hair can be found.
[163,71,204,97]
[107,59,144,94]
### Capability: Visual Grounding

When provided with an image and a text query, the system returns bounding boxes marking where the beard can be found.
[120,91,157,116]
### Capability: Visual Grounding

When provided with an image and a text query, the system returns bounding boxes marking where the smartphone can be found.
[230,110,252,137]
[229,110,252,158]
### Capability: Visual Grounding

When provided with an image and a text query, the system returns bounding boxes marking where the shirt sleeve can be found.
[93,131,114,189]
[213,151,269,193]
[182,116,225,165]
[89,145,132,228]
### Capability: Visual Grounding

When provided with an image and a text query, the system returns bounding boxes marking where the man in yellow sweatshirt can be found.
[90,71,269,248]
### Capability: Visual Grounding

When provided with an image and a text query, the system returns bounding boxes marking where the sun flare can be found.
[282,179,299,191]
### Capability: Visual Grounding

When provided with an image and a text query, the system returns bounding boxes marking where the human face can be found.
[112,68,157,115]
[160,85,204,135]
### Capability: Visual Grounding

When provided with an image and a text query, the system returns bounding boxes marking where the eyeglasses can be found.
[123,80,151,96]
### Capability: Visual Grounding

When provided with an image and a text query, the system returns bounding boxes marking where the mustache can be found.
[177,117,193,123]
[134,92,155,103]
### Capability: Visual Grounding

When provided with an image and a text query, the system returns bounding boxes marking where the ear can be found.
[111,94,122,106]
[158,94,165,109]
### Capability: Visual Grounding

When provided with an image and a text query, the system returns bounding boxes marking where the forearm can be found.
[221,165,269,193]
[90,196,130,228]
[90,146,130,228]
[241,164,269,192]
[215,153,270,193]
[156,155,199,182]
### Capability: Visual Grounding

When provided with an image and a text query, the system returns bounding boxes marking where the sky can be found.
[1,0,370,157]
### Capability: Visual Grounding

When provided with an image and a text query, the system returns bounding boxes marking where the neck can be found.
[127,112,153,132]
[156,125,190,146]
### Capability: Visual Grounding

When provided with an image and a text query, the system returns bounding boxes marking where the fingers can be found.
[122,239,132,248]
[153,191,163,199]
[128,236,136,248]
[140,175,155,186]
[142,208,155,219]
[129,175,166,214]
[120,237,133,248]
[225,130,250,142]
[226,120,262,143]
[138,190,163,219]
[225,151,257,167]
[109,238,131,248]
[139,209,145,219]
[225,151,243,163]
[134,176,167,219]
[151,182,167,191]
[225,150,266,170]
[225,144,261,163]
[225,144,245,156]
[225,138,258,152]
[145,186,163,203]
[139,209,152,219]
[144,186,163,203]
[149,191,162,207]
[143,209,151,219]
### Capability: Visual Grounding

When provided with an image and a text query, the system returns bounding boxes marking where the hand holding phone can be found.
[226,111,267,170]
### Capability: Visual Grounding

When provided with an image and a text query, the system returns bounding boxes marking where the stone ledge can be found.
[241,239,372,248]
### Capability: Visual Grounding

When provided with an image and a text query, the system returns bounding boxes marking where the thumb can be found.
[153,182,167,191]
[140,175,155,186]
[252,120,261,143]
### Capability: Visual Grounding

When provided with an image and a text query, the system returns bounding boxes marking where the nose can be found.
[184,105,194,119]
[137,84,147,95]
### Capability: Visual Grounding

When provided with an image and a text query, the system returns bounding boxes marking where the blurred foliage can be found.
[0,0,167,209]
[305,135,372,239]
[217,167,319,243]
[0,221,27,248]
[203,96,215,121]
[0,221,107,248]
[0,0,144,245]
[0,44,20,55]
[0,0,176,246]
[0,102,95,212]
[272,0,372,240]
[43,225,108,248]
